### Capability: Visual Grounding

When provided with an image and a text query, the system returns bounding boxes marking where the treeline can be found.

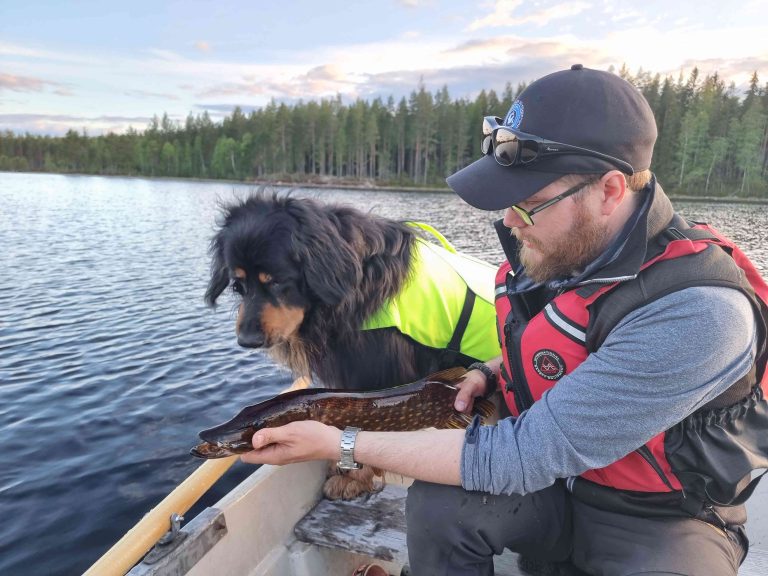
[1,66,767,197]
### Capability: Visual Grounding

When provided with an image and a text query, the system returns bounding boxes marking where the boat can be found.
[111,460,767,576]
[122,460,530,576]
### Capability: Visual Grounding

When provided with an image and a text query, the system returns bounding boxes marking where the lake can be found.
[1,172,766,576]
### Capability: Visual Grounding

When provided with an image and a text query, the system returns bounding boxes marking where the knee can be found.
[405,480,470,533]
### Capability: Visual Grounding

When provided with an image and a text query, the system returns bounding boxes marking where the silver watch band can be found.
[337,426,362,470]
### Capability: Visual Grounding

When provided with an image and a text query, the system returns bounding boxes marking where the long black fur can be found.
[206,191,468,390]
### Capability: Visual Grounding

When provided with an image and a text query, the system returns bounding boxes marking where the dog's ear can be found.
[288,204,362,307]
[205,237,229,307]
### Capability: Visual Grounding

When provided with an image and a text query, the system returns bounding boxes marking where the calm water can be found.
[0,172,766,576]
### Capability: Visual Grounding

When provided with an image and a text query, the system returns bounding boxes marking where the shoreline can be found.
[3,170,767,204]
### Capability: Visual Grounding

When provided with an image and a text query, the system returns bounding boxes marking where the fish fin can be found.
[471,397,497,422]
[445,412,474,429]
[424,367,467,384]
[445,397,498,429]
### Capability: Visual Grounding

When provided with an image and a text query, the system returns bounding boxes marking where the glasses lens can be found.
[493,129,520,166]
[511,206,533,226]
[482,117,496,136]
[481,135,492,155]
[494,140,519,166]
[518,141,539,164]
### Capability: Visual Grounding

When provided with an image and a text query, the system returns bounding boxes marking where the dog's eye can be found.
[231,280,245,296]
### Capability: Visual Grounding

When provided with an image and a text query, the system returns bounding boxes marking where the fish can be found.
[190,367,495,459]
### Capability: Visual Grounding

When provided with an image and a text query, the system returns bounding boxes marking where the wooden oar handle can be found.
[83,456,237,576]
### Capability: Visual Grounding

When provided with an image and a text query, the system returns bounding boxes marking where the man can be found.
[242,65,768,575]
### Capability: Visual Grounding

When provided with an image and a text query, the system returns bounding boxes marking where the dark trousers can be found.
[405,480,748,576]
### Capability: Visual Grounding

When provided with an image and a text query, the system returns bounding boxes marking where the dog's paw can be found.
[323,464,384,500]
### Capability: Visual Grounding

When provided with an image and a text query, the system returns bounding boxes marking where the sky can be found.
[1,0,766,136]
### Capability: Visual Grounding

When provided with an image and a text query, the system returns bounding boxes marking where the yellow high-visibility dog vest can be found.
[363,223,501,363]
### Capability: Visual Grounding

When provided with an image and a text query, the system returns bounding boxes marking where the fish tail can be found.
[424,366,467,383]
[472,397,496,421]
[445,412,474,428]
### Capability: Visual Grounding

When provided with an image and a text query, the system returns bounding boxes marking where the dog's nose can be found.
[237,331,265,348]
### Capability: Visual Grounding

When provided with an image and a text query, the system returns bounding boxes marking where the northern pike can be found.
[191,367,495,459]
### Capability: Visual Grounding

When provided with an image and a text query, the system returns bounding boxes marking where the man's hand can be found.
[454,369,489,414]
[454,357,503,414]
[240,421,342,466]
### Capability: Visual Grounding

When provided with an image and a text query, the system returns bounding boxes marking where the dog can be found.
[205,191,499,499]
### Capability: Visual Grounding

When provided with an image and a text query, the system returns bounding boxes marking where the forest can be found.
[1,66,767,197]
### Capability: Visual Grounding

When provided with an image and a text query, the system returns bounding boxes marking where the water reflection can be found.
[0,173,765,576]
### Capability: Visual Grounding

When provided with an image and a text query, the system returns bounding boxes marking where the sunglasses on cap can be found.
[510,177,599,226]
[481,116,635,175]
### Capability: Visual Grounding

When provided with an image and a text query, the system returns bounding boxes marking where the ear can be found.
[287,204,362,307]
[293,231,362,306]
[599,170,628,216]
[205,240,230,307]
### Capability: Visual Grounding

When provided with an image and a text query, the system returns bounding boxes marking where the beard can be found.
[514,202,609,284]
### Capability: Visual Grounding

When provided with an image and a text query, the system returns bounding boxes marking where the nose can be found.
[237,329,265,348]
[236,306,266,347]
[503,207,528,229]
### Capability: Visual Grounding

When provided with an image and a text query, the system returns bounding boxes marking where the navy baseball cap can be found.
[447,64,658,210]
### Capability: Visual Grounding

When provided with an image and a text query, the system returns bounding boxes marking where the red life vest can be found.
[494,220,768,509]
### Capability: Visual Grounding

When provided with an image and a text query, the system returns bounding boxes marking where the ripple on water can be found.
[0,173,765,576]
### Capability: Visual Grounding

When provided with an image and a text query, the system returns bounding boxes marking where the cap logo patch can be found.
[504,100,524,129]
[533,349,566,381]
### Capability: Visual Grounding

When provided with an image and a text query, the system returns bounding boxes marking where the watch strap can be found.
[467,362,498,398]
[337,426,362,470]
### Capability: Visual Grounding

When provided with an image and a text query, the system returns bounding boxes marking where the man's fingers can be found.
[252,428,278,449]
[240,443,281,465]
[454,386,475,413]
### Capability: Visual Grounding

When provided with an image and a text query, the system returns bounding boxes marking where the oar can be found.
[83,456,237,576]
[83,377,310,575]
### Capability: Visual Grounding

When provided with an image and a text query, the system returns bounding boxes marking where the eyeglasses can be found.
[510,178,598,226]
[482,116,634,175]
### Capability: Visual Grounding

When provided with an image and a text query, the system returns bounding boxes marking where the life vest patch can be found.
[533,349,566,381]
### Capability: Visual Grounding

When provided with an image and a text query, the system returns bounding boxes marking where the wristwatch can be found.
[337,426,362,470]
[467,362,498,398]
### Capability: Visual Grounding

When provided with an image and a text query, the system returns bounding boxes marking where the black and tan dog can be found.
[206,192,498,498]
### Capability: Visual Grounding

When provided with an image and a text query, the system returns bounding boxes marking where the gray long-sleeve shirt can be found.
[461,285,758,496]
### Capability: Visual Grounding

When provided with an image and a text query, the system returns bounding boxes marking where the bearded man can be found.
[242,65,768,576]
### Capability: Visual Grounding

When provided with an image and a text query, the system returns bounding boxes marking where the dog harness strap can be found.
[447,286,475,352]
[404,221,458,253]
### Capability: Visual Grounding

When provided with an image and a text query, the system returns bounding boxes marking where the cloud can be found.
[0,41,97,64]
[609,9,644,23]
[519,2,592,26]
[0,113,155,136]
[468,0,591,31]
[196,82,268,98]
[467,0,524,31]
[675,57,767,92]
[596,25,768,86]
[192,103,262,119]
[196,64,359,100]
[124,89,181,100]
[0,73,72,95]
[144,48,184,61]
[2,18,765,138]
[445,35,594,61]
[359,58,566,103]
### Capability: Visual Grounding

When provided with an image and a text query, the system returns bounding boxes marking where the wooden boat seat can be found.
[294,483,768,576]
